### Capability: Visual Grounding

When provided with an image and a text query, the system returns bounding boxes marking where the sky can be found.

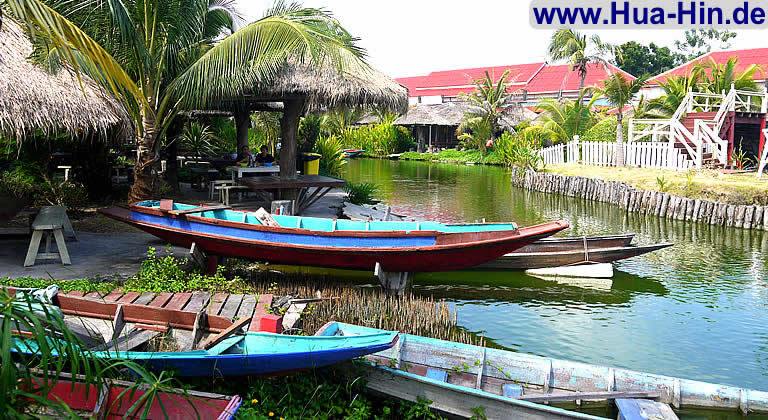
[235,0,767,78]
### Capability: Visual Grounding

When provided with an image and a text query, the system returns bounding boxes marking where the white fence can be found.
[539,140,695,171]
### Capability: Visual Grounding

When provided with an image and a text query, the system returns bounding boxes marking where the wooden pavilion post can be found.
[234,105,251,153]
[279,97,304,180]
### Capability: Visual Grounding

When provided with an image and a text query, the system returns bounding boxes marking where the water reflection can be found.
[345,159,768,389]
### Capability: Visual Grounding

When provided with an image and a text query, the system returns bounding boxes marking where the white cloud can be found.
[236,0,767,78]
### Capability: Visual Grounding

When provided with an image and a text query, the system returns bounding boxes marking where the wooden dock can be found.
[65,290,276,333]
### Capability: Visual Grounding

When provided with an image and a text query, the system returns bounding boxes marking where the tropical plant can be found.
[493,132,543,170]
[581,116,629,142]
[4,0,371,203]
[647,72,703,117]
[456,116,493,152]
[250,112,281,155]
[699,57,760,94]
[314,135,346,177]
[520,90,599,145]
[178,122,219,158]
[344,182,379,205]
[339,123,413,156]
[548,29,617,89]
[321,107,365,136]
[458,70,516,150]
[598,73,649,166]
[298,113,324,153]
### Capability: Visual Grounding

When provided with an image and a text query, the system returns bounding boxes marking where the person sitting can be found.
[254,146,275,166]
[237,145,255,167]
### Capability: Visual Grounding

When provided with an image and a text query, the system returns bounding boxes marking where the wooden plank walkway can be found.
[68,290,275,332]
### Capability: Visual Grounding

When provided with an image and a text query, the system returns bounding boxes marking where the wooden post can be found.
[234,105,251,153]
[375,262,411,296]
[279,98,303,180]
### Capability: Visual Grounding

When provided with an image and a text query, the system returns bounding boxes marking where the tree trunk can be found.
[234,105,251,152]
[615,113,625,167]
[165,118,183,193]
[128,114,159,203]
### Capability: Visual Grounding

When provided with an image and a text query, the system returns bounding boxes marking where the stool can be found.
[24,206,73,267]
[209,180,235,200]
[217,185,250,206]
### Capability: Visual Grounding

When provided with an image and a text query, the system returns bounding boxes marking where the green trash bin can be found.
[302,153,321,175]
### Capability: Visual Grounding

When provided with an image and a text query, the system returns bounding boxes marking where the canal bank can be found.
[344,158,768,391]
[511,168,768,231]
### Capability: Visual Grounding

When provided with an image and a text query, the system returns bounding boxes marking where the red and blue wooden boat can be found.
[99,201,568,272]
[30,373,241,419]
[342,148,365,158]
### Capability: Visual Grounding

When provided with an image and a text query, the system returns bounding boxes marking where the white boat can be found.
[525,262,614,279]
[318,322,768,419]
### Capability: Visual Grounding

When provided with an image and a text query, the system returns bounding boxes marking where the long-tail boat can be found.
[479,236,673,270]
[317,322,768,418]
[28,372,241,419]
[99,201,568,272]
[12,288,398,378]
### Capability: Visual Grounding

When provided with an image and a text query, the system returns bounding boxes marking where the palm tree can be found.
[459,70,515,141]
[548,29,617,89]
[598,73,649,166]
[698,57,760,94]
[456,116,493,152]
[4,0,369,202]
[520,90,600,145]
[648,72,703,117]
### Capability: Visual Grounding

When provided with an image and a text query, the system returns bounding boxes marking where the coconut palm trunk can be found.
[615,113,625,166]
[129,112,160,203]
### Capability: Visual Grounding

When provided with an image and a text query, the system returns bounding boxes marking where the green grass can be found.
[544,164,768,205]
[400,149,504,165]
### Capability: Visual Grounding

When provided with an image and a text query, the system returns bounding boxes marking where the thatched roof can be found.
[361,102,537,129]
[234,58,408,114]
[0,19,130,140]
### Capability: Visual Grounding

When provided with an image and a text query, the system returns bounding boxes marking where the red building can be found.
[396,62,633,106]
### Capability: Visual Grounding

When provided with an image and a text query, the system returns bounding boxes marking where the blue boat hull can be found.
[94,331,399,377]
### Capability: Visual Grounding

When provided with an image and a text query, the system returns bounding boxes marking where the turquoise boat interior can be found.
[136,201,517,233]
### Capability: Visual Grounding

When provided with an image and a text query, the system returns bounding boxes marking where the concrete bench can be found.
[24,206,75,267]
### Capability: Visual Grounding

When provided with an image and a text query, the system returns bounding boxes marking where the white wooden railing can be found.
[758,129,768,178]
[539,140,694,171]
[629,85,768,168]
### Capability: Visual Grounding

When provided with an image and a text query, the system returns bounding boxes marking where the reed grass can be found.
[226,265,485,346]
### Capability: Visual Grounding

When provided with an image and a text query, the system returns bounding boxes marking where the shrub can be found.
[313,135,347,177]
[338,122,414,157]
[344,182,379,205]
[35,179,89,211]
[124,247,248,293]
[494,132,543,170]
[0,162,38,199]
[581,116,628,143]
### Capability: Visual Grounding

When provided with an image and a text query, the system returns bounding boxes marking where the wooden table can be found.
[226,166,280,182]
[239,175,345,214]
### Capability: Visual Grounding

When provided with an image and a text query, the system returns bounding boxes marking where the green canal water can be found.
[343,158,768,395]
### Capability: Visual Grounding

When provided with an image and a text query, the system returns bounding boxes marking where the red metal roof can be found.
[396,62,632,98]
[648,48,768,85]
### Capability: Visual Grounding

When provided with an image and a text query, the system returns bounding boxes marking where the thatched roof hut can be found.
[0,19,129,140]
[358,102,537,150]
[392,102,536,129]
[256,60,409,114]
